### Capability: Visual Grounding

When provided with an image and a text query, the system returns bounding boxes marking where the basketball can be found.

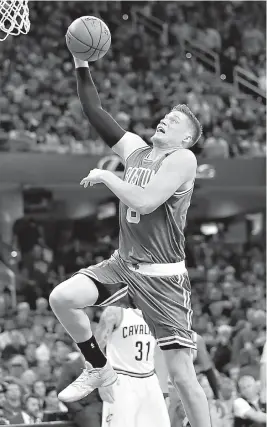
[66,16,111,62]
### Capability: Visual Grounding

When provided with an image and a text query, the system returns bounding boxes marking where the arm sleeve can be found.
[76,67,126,147]
[196,335,213,371]
[154,345,169,394]
[233,398,252,418]
[203,368,220,399]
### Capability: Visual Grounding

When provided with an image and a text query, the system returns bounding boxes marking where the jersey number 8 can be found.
[126,208,140,224]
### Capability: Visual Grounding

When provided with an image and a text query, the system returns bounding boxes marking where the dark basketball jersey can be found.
[119,147,194,264]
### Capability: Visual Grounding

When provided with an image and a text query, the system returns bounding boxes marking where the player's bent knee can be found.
[49,284,71,310]
[49,274,99,310]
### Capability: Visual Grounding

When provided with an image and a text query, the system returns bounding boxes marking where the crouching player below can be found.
[97,307,170,427]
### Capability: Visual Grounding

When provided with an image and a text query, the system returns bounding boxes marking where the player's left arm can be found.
[74,58,147,162]
[81,149,197,214]
[197,334,221,400]
[95,306,123,351]
[154,345,169,396]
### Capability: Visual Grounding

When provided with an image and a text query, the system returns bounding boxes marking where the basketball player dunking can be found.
[96,307,170,427]
[49,52,212,427]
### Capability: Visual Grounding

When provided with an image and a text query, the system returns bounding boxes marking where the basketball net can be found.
[0,0,30,41]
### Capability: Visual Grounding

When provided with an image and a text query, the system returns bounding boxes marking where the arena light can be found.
[200,223,218,235]
[246,213,263,235]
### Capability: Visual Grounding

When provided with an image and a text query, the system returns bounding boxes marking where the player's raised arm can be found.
[74,58,124,142]
[95,306,123,351]
[73,57,147,161]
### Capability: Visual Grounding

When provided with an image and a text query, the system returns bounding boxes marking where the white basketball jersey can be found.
[106,309,156,377]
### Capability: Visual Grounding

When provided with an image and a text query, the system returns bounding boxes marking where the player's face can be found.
[151,111,192,147]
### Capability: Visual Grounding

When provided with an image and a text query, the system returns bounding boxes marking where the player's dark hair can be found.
[172,104,202,146]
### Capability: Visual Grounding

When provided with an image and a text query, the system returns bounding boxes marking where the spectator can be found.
[233,375,267,425]
[34,361,53,384]
[35,298,50,317]
[57,354,102,427]
[242,22,265,59]
[202,126,230,158]
[231,310,265,376]
[0,2,265,158]
[0,384,7,410]
[4,383,23,421]
[20,370,38,389]
[32,381,46,409]
[6,356,28,379]
[260,342,267,405]
[1,331,26,361]
[43,386,68,420]
[9,395,43,424]
[24,343,38,368]
[213,325,233,373]
[15,302,33,330]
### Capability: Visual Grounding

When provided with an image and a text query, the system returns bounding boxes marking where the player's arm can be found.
[86,149,196,214]
[95,306,123,351]
[196,335,220,400]
[154,345,169,396]
[233,398,267,423]
[74,58,147,161]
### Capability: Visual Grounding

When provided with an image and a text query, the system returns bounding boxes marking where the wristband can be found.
[74,57,89,68]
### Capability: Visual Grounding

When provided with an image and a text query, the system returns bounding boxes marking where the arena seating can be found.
[0,214,265,426]
[0,1,265,157]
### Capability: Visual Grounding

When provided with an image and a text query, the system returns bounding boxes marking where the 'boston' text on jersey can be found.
[125,167,155,188]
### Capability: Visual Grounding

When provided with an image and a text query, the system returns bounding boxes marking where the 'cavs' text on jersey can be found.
[122,323,152,338]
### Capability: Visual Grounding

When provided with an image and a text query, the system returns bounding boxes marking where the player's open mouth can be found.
[157,127,165,133]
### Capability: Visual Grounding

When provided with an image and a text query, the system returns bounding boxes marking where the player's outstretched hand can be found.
[80,168,105,188]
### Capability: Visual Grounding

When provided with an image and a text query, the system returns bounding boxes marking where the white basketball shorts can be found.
[102,373,170,427]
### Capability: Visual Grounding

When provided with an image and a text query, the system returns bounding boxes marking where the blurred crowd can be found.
[0,1,266,425]
[0,216,265,426]
[0,1,265,157]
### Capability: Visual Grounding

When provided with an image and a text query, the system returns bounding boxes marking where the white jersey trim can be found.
[174,185,194,197]
[125,146,149,163]
[157,335,196,350]
[114,368,155,378]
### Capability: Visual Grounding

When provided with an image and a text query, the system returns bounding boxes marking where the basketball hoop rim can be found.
[0,0,30,41]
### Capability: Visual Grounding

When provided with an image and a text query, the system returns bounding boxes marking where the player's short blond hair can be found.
[172,104,202,146]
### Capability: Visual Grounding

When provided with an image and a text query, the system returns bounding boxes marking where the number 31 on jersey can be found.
[126,207,140,224]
